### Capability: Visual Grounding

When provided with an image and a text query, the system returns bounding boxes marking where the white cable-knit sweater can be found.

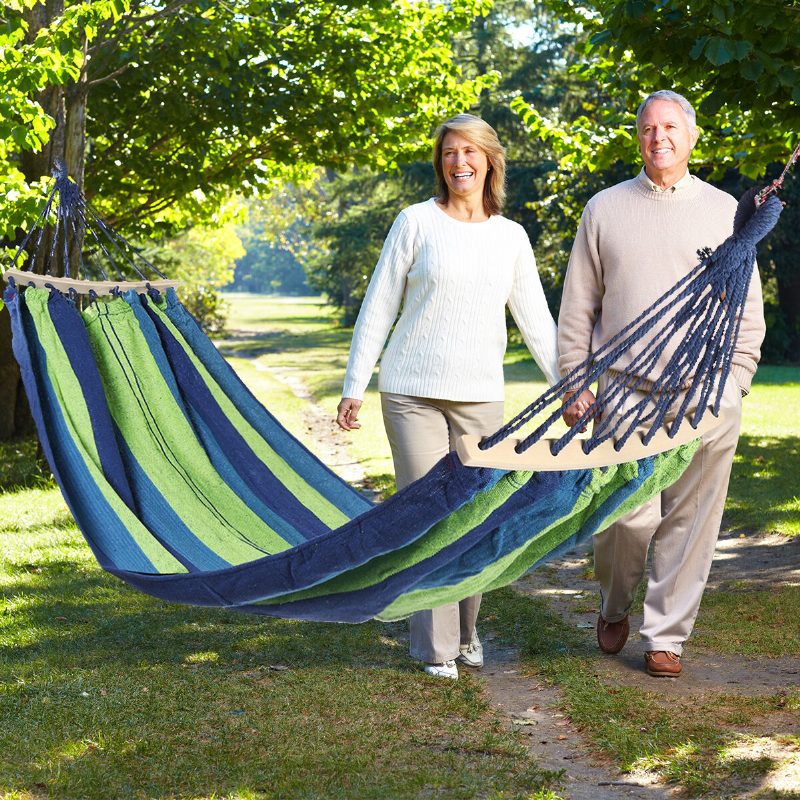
[342,198,560,402]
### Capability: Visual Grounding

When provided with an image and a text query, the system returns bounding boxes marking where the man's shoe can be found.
[457,631,484,668]
[645,650,682,677]
[423,660,459,679]
[596,613,630,654]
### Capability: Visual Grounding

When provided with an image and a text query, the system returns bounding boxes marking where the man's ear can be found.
[690,126,700,149]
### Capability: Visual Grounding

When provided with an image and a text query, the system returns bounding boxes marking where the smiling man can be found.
[557,90,766,678]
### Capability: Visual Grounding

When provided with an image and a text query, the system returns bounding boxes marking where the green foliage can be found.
[228,200,310,295]
[260,1,583,323]
[0,1,129,239]
[82,0,495,235]
[138,213,245,333]
[528,0,800,178]
[1,0,493,241]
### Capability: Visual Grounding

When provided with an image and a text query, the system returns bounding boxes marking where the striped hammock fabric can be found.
[5,282,697,621]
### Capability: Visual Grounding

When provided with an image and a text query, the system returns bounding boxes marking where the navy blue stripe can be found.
[237,468,593,621]
[115,436,232,572]
[110,455,504,610]
[45,291,137,512]
[90,301,271,553]
[144,298,332,538]
[411,458,656,592]
[189,412,309,547]
[160,290,371,519]
[7,289,156,573]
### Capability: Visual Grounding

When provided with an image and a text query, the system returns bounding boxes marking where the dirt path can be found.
[264,363,799,799]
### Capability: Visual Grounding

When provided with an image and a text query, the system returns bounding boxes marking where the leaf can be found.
[711,4,728,25]
[777,66,796,88]
[704,37,735,66]
[624,0,646,18]
[690,36,709,61]
[589,29,613,46]
[732,40,752,60]
[739,58,763,81]
[760,28,787,54]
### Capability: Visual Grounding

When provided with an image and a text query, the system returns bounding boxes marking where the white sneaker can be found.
[422,660,459,679]
[458,631,484,668]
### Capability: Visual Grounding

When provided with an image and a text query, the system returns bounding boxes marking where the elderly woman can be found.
[336,113,560,679]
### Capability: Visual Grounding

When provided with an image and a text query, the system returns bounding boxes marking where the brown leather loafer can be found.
[596,613,630,654]
[645,650,682,677]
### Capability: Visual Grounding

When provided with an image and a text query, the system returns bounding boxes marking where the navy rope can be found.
[479,188,784,457]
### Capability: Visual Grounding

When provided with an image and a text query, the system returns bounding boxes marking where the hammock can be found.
[0,162,787,622]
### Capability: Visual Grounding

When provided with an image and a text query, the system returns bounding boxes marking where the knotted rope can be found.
[481,144,794,459]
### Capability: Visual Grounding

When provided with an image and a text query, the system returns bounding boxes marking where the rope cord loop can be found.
[2,169,179,296]
[470,184,785,470]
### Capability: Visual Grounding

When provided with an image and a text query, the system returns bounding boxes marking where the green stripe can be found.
[254,471,534,606]
[148,299,350,529]
[82,297,290,562]
[376,445,697,620]
[24,290,187,573]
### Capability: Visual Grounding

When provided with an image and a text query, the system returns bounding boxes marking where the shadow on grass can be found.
[726,434,800,534]
[216,324,352,360]
[1,565,409,673]
[1,565,561,800]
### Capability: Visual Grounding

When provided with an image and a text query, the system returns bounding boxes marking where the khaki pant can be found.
[381,392,505,664]
[593,375,743,655]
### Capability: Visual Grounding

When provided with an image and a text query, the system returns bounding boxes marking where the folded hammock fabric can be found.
[1,161,787,622]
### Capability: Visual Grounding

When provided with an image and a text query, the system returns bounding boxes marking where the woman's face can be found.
[440,131,490,201]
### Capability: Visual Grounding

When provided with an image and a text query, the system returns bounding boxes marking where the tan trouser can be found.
[593,375,743,655]
[381,392,505,664]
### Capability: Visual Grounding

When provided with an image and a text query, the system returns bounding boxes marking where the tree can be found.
[228,201,310,296]
[0,0,129,439]
[140,213,246,334]
[511,0,800,361]
[265,1,584,323]
[517,0,800,178]
[0,0,494,437]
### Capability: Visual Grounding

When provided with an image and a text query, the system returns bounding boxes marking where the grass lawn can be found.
[218,294,800,798]
[0,292,797,799]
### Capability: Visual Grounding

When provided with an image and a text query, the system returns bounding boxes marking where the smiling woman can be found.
[335,113,562,680]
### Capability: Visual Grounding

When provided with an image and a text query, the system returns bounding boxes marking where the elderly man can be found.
[558,90,765,677]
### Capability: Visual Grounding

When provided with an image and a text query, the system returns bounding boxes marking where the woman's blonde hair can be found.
[432,114,506,216]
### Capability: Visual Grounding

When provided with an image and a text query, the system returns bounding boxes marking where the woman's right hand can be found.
[336,397,363,431]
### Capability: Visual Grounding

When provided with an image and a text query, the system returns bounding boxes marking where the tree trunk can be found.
[0,0,87,440]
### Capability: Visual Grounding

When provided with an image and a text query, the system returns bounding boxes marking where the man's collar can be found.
[637,168,694,193]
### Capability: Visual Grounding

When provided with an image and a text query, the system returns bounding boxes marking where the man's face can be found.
[637,99,699,185]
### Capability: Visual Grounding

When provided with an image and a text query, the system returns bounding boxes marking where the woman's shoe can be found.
[423,660,459,679]
[457,631,484,668]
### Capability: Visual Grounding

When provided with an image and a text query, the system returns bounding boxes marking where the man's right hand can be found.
[336,397,363,431]
[562,388,597,431]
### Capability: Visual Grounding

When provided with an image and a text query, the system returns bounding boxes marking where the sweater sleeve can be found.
[506,229,561,386]
[341,211,415,400]
[730,259,766,395]
[557,204,604,385]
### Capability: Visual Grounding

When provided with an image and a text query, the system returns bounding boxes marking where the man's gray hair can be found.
[636,90,697,129]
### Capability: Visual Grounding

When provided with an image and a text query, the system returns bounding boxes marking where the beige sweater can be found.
[342,198,561,402]
[558,170,765,393]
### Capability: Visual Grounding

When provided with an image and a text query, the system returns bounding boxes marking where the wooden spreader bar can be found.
[456,409,723,471]
[2,268,180,296]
